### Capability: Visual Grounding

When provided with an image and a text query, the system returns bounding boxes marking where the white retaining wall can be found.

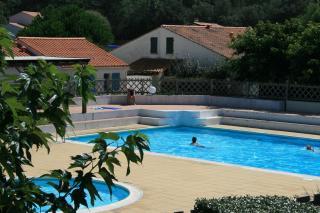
[287,101,320,115]
[40,108,320,135]
[73,95,320,114]
[75,95,284,112]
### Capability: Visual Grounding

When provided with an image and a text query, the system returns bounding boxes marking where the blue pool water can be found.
[69,127,320,177]
[34,178,129,212]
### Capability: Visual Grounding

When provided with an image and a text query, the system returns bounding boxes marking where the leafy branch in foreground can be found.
[42,132,149,212]
[0,27,150,212]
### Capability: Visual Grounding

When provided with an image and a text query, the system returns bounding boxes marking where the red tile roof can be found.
[12,45,33,56]
[162,25,247,58]
[16,37,128,67]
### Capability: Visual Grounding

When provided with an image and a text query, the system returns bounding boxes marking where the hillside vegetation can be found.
[0,0,315,40]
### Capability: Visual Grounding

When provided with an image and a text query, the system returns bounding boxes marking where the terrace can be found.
[29,89,320,211]
[28,122,320,212]
[6,49,320,212]
[2,4,320,212]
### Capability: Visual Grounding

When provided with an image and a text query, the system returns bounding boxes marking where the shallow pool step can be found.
[221,116,320,135]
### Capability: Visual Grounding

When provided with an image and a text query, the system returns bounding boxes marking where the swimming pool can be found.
[34,178,131,212]
[69,127,320,177]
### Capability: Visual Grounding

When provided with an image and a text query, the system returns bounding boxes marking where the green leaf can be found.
[98,167,115,197]
[99,132,120,141]
[71,188,88,209]
[1,81,17,95]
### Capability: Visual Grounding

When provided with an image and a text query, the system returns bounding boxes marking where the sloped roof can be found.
[193,22,222,27]
[12,45,33,56]
[16,37,128,67]
[8,22,25,29]
[162,25,246,58]
[21,11,41,17]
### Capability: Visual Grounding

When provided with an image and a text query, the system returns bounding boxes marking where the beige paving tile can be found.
[66,124,153,137]
[211,124,320,139]
[69,104,213,114]
[26,138,320,213]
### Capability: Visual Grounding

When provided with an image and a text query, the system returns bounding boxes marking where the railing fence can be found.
[87,79,320,102]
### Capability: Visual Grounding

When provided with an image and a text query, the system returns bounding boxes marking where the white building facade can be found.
[112,24,246,71]
[112,27,225,66]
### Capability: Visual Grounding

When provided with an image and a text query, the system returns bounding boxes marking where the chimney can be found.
[21,46,28,52]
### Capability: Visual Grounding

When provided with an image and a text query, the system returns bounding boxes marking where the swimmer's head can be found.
[192,137,197,144]
[307,145,313,150]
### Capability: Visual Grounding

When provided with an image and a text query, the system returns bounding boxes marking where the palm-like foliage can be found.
[0,28,13,72]
[73,64,96,113]
[0,28,150,212]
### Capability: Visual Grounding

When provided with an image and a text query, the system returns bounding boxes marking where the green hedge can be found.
[192,196,320,213]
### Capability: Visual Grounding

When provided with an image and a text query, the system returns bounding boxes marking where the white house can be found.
[4,56,90,79]
[5,11,40,37]
[112,22,246,77]
[13,37,129,80]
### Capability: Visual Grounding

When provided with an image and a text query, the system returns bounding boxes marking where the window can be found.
[112,73,121,91]
[166,37,174,54]
[150,37,158,54]
[103,73,110,91]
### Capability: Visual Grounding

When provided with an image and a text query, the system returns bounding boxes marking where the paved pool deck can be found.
[69,104,215,114]
[69,104,320,117]
[26,124,320,213]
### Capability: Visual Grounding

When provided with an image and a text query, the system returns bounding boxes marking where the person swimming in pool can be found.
[190,137,205,148]
[306,145,314,152]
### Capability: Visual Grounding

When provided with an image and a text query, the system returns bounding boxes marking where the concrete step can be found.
[40,116,140,133]
[71,109,138,122]
[199,110,220,118]
[139,109,172,118]
[198,116,221,126]
[222,109,320,126]
[221,116,320,135]
[139,116,170,126]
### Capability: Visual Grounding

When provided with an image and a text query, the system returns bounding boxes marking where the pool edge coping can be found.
[66,139,320,182]
[64,125,320,182]
[76,181,143,213]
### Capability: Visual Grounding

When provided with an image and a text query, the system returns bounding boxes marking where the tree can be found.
[1,0,316,41]
[287,22,320,84]
[301,1,320,22]
[0,2,7,24]
[86,0,315,40]
[229,21,293,82]
[19,5,114,45]
[0,28,150,212]
[0,28,12,72]
[229,19,320,84]
[73,64,96,114]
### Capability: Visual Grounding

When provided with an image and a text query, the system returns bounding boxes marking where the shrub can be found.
[170,59,232,79]
[192,196,320,213]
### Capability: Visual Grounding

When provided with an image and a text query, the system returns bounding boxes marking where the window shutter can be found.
[150,37,158,54]
[166,37,174,54]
